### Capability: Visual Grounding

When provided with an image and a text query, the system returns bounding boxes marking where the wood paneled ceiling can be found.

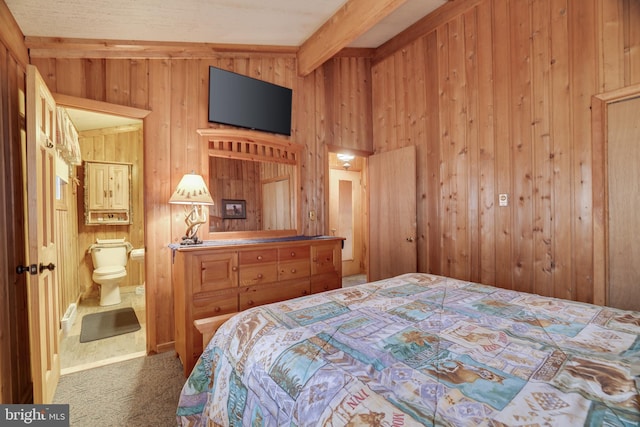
[5,0,447,75]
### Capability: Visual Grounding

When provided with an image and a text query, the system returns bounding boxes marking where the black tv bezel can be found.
[207,66,293,136]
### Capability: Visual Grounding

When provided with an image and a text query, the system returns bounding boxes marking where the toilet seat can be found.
[93,266,126,281]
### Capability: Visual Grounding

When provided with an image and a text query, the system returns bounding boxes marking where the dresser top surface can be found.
[170,235,343,252]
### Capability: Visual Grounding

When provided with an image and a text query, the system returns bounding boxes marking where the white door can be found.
[26,65,60,403]
[369,146,417,281]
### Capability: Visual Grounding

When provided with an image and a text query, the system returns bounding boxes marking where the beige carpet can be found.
[53,351,185,426]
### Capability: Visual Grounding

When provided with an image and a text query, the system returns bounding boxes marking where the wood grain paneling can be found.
[208,157,262,232]
[371,0,640,303]
[27,52,372,353]
[5,0,638,358]
[55,184,80,318]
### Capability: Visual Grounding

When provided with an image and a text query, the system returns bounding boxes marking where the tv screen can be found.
[208,67,292,136]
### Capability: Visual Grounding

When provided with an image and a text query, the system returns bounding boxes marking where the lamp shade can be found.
[169,173,214,205]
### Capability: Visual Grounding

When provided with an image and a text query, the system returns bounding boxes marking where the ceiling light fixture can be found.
[337,153,355,170]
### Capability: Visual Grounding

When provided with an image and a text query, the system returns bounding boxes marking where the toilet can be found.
[89,238,133,306]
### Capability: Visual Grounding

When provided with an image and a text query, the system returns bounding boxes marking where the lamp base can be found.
[179,235,204,245]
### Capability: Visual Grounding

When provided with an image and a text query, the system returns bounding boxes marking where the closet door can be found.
[607,95,640,311]
[369,146,417,281]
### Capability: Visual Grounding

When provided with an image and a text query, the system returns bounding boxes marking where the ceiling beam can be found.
[297,0,409,77]
[25,37,297,59]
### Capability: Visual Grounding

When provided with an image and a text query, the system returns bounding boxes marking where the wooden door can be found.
[369,146,417,281]
[25,65,60,403]
[329,169,363,276]
[607,95,640,311]
[87,162,108,209]
[262,178,291,230]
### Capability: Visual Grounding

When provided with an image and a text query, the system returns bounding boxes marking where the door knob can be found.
[39,262,56,273]
[16,264,37,275]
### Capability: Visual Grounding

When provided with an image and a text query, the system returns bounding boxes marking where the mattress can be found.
[177,272,640,426]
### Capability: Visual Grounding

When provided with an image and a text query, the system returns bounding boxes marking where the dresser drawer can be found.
[311,272,341,293]
[278,245,310,261]
[192,292,238,318]
[279,259,310,281]
[239,263,278,286]
[239,248,277,265]
[239,279,310,311]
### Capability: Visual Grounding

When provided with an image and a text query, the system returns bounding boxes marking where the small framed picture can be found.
[221,199,246,219]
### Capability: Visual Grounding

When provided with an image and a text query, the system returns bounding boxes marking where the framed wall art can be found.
[221,199,246,219]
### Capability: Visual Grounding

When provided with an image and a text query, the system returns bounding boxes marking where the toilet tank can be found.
[89,239,133,268]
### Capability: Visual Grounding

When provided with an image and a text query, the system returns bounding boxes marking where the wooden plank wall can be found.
[76,125,145,297]
[4,0,639,358]
[208,157,261,232]
[371,0,640,303]
[28,55,373,352]
[0,0,30,403]
[2,0,638,368]
[54,186,80,316]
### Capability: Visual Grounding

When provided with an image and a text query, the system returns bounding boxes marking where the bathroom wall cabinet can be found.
[171,236,343,376]
[84,161,132,224]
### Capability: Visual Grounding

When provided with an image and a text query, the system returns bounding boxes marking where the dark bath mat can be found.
[80,307,141,343]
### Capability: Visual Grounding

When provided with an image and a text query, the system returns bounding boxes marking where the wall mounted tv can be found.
[208,66,293,136]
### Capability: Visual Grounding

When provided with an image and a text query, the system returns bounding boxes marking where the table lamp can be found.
[169,172,214,245]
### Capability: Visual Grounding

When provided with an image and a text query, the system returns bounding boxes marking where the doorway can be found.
[58,106,147,373]
[328,150,368,285]
[606,95,640,311]
[591,83,640,311]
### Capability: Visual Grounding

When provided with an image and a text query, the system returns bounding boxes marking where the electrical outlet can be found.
[309,211,316,221]
[499,193,509,207]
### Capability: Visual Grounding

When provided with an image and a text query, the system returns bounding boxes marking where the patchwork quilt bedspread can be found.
[177,273,640,426]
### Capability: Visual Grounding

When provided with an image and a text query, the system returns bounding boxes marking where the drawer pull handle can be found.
[248,300,254,306]
[232,266,238,272]
[290,269,296,273]
[290,252,295,257]
[214,307,221,313]
[257,273,263,279]
[257,255,263,260]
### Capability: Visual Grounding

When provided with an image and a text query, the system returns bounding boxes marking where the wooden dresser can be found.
[171,236,343,376]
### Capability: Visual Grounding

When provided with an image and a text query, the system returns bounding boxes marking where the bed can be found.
[176,273,640,426]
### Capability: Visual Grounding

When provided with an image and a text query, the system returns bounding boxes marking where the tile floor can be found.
[342,273,367,287]
[60,286,146,374]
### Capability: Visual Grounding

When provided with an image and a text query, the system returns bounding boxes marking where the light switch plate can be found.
[499,194,509,207]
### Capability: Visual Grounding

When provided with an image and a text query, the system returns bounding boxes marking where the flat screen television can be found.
[208,66,293,136]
